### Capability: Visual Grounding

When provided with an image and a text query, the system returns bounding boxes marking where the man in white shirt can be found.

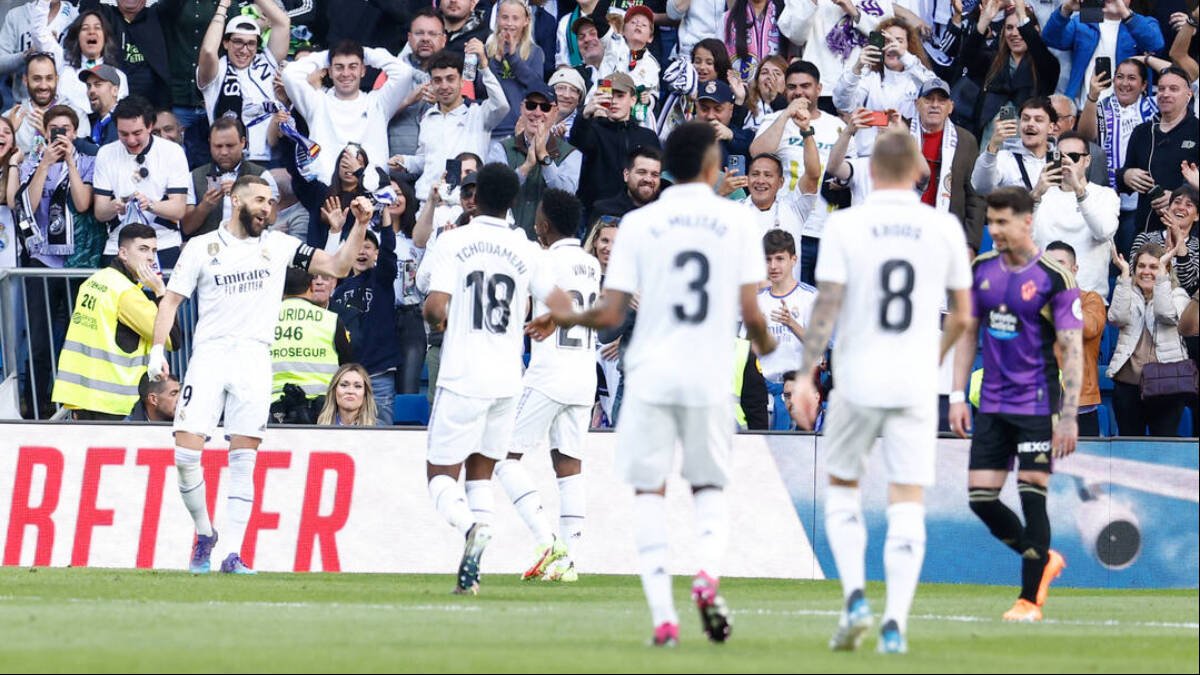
[393,44,509,202]
[92,96,189,268]
[790,131,974,655]
[196,2,290,163]
[742,151,819,284]
[282,39,412,184]
[754,230,816,383]
[421,163,556,596]
[147,176,370,576]
[751,60,855,286]
[1032,131,1119,296]
[496,188,599,584]
[971,97,1057,196]
[550,122,776,647]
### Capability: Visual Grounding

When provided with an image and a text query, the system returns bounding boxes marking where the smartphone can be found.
[598,78,613,108]
[997,103,1017,123]
[867,31,886,50]
[49,128,63,143]
[863,110,891,127]
[1094,56,1112,85]
[1145,184,1165,202]
[1080,0,1103,24]
[725,154,747,176]
[1047,148,1062,182]
[444,158,462,188]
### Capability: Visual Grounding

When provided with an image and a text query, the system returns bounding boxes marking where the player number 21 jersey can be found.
[523,239,602,406]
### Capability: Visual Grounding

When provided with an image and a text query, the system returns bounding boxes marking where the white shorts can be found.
[509,387,589,459]
[427,387,516,466]
[822,391,937,487]
[174,342,272,440]
[616,399,732,491]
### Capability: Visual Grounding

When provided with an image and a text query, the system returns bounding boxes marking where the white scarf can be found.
[1100,93,1157,210]
[909,119,957,213]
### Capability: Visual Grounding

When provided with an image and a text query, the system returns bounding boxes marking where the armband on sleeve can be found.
[291,243,316,270]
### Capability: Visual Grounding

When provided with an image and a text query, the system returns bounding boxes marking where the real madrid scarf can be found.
[909,118,957,213]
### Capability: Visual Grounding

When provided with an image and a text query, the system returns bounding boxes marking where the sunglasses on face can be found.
[524,100,553,112]
[1063,151,1088,162]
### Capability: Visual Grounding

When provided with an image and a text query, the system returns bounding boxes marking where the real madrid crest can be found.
[705,81,716,94]
[261,247,271,261]
[207,242,219,257]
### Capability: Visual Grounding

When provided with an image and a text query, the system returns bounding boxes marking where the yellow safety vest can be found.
[52,267,150,416]
[271,296,341,399]
[733,338,751,428]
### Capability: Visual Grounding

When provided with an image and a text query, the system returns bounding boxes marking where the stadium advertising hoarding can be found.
[0,424,1196,588]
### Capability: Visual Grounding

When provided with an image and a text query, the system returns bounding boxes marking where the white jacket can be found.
[1033,184,1121,297]
[777,0,893,90]
[1106,276,1191,378]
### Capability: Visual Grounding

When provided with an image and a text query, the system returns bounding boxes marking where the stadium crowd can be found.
[0,0,1197,435]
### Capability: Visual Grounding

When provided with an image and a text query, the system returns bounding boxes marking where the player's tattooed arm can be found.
[1053,327,1083,457]
[553,289,631,330]
[797,281,843,375]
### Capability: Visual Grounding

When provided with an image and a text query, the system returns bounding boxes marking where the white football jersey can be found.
[605,183,765,407]
[815,190,972,408]
[523,238,602,406]
[428,216,554,399]
[753,110,854,239]
[167,223,308,346]
[751,282,817,383]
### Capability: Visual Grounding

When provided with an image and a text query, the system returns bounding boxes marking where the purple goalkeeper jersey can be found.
[972,251,1083,416]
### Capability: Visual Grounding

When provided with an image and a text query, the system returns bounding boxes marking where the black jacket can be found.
[1118,111,1200,234]
[591,190,645,221]
[955,18,1060,138]
[80,0,171,108]
[569,115,661,210]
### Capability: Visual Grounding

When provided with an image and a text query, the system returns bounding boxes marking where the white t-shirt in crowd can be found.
[92,136,191,253]
[427,215,554,399]
[754,109,855,239]
[815,190,972,408]
[605,183,765,406]
[167,223,310,347]
[752,281,817,383]
[199,51,282,161]
[524,238,602,406]
[742,190,817,282]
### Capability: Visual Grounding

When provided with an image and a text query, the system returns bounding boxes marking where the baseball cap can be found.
[571,15,597,35]
[548,68,586,95]
[624,4,654,26]
[525,81,557,104]
[697,79,733,104]
[918,78,951,99]
[604,71,637,94]
[461,172,479,188]
[78,64,121,86]
[225,15,262,37]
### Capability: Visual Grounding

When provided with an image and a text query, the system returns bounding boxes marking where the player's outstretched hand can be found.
[789,376,820,431]
[948,401,971,438]
[147,344,169,382]
[525,313,556,341]
[1052,416,1078,459]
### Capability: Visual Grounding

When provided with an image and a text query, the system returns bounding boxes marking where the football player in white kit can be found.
[147,176,371,574]
[789,132,974,654]
[421,163,559,595]
[496,189,599,584]
[550,122,777,647]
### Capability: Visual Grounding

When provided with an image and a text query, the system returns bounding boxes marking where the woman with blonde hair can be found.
[317,364,380,426]
[1107,242,1195,437]
[743,55,787,131]
[485,0,546,140]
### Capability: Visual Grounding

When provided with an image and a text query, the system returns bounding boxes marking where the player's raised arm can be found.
[307,196,373,278]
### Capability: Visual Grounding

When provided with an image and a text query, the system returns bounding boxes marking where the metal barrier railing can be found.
[0,268,198,420]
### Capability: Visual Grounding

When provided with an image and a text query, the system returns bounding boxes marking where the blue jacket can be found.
[1042,10,1164,100]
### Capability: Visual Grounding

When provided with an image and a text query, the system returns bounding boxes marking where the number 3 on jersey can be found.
[466,270,515,333]
[673,251,710,323]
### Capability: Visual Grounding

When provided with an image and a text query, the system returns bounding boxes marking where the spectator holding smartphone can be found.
[972,96,1057,196]
[1041,0,1164,107]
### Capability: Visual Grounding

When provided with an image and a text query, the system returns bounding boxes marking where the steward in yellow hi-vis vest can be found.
[52,224,180,420]
[270,268,352,422]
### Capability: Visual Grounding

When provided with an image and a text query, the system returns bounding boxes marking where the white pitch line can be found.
[738,608,1200,630]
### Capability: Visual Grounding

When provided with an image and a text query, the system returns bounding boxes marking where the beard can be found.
[238,207,266,237]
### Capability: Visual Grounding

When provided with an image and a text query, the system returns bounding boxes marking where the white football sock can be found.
[495,459,554,547]
[175,447,212,537]
[883,501,926,634]
[692,487,728,580]
[825,485,867,602]
[464,479,494,527]
[557,474,586,558]
[428,474,474,536]
[224,448,256,559]
[634,493,678,627]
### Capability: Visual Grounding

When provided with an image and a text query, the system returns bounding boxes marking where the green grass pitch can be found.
[0,568,1196,673]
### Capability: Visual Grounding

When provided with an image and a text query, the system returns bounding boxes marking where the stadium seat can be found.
[393,395,430,426]
[1100,325,1119,364]
[420,362,429,384]
[771,393,791,430]
[1179,407,1194,438]
[1096,404,1111,438]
